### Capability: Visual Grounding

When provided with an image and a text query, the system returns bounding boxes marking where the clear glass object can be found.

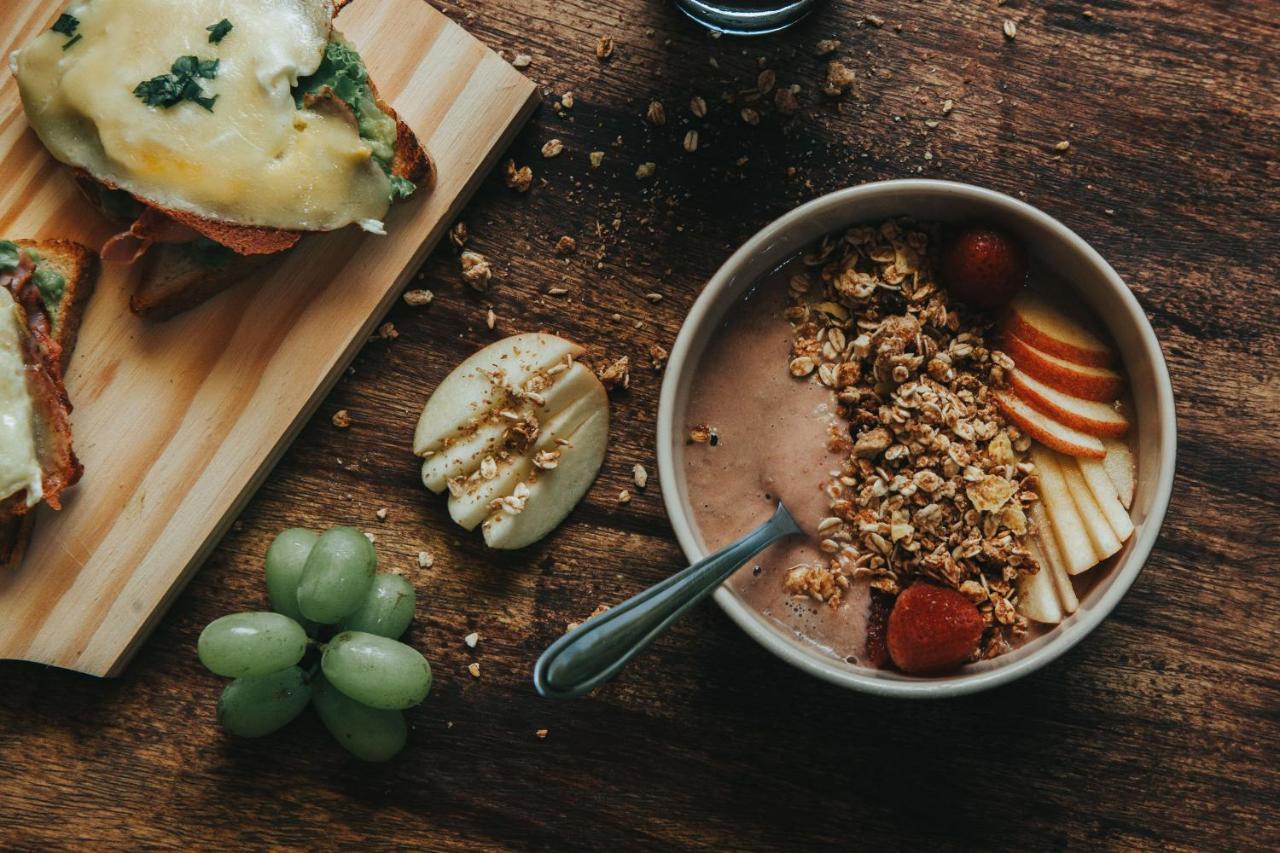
[672,0,823,35]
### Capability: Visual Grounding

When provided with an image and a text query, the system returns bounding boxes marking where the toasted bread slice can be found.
[0,240,98,570]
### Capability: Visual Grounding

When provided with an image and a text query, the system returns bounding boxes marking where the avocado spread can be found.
[0,240,65,319]
[294,36,415,202]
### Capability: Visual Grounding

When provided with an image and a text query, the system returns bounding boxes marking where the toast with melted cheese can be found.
[12,0,433,320]
[0,240,98,571]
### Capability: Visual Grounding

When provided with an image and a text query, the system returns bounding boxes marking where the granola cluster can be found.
[782,219,1039,659]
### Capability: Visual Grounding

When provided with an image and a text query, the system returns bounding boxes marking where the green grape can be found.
[321,631,432,710]
[296,526,377,624]
[197,612,308,678]
[312,674,407,762]
[216,666,311,738]
[337,574,416,638]
[264,528,318,624]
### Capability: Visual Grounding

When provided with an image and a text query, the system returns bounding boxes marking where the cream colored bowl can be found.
[656,180,1176,698]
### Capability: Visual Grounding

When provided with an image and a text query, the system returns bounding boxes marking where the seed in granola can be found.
[595,34,615,60]
[645,100,666,125]
[533,449,561,470]
[635,162,657,179]
[683,130,699,153]
[503,159,533,192]
[460,251,492,291]
[689,95,707,118]
[1003,18,1017,39]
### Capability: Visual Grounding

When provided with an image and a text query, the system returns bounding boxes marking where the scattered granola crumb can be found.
[644,292,663,303]
[589,151,605,169]
[688,424,713,444]
[376,322,398,340]
[511,52,532,69]
[403,289,434,307]
[942,99,955,115]
[864,13,885,27]
[464,632,479,648]
[649,343,668,369]
[535,729,549,739]
[617,489,632,504]
[541,138,564,158]
[503,159,533,192]
[683,129,699,152]
[555,235,577,255]
[633,464,648,490]
[548,286,570,296]
[823,61,857,96]
[815,38,841,56]
[740,107,761,125]
[635,161,656,179]
[331,409,351,428]
[449,221,469,249]
[689,95,707,118]
[595,34,615,60]
[774,87,799,115]
[757,69,776,95]
[1053,140,1071,152]
[460,251,492,291]
[375,507,388,521]
[1003,18,1017,39]
[560,91,575,109]
[486,308,497,330]
[646,100,667,126]
[467,662,481,678]
[417,551,433,568]
[363,532,376,544]
[598,356,630,390]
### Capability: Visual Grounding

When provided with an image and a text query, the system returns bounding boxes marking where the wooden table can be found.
[1,0,1276,849]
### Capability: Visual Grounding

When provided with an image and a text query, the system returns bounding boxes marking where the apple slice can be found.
[1001,334,1124,402]
[1076,457,1134,541]
[1030,446,1098,575]
[1059,455,1122,562]
[1018,538,1064,624]
[993,390,1106,459]
[1030,503,1078,614]
[1008,369,1129,438]
[1101,438,1135,509]
[1002,292,1115,367]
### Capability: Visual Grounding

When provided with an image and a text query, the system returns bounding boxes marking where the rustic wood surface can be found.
[0,0,537,676]
[1,0,1277,849]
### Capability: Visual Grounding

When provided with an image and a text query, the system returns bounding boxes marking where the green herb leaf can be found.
[51,13,78,36]
[134,56,219,111]
[61,33,82,51]
[206,18,233,43]
[0,241,20,271]
[170,56,219,79]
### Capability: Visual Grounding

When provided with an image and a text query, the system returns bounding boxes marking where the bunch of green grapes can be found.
[197,527,432,761]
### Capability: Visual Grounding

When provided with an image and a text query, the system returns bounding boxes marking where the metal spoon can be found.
[533,502,801,699]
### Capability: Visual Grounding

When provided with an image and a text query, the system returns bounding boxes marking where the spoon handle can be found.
[533,502,801,699]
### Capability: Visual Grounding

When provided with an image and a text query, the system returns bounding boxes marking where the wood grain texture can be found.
[1,0,1278,850]
[0,0,538,675]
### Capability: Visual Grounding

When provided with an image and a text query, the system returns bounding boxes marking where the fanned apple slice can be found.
[1060,457,1122,563]
[994,390,1106,459]
[1009,368,1129,438]
[1018,538,1064,624]
[1076,457,1135,541]
[1001,334,1124,402]
[1030,503,1079,614]
[1031,446,1098,574]
[413,333,583,456]
[1101,438,1135,509]
[448,392,601,530]
[482,407,609,550]
[421,363,600,491]
[1002,292,1115,367]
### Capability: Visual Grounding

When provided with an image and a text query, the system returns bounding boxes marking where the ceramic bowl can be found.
[656,179,1176,698]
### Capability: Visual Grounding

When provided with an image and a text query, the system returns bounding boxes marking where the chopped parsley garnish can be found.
[134,56,219,112]
[206,18,233,44]
[51,13,78,36]
[62,34,82,51]
[0,241,20,271]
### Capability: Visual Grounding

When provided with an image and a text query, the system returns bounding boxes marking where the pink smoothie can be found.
[682,262,871,665]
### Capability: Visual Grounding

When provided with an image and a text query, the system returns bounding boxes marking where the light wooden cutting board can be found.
[0,0,538,676]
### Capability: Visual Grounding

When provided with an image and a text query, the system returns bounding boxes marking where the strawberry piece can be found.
[939,225,1028,311]
[886,583,984,675]
[864,589,894,669]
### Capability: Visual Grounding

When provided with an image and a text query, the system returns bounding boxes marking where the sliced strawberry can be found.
[886,583,984,675]
[864,589,894,669]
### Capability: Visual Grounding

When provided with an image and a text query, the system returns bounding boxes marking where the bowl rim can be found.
[655,179,1177,698]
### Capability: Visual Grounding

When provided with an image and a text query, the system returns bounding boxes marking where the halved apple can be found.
[1008,368,1129,438]
[414,333,610,549]
[1030,503,1079,614]
[1101,438,1135,509]
[1030,446,1098,574]
[1002,292,1115,367]
[1076,456,1134,541]
[1001,333,1124,402]
[993,390,1106,459]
